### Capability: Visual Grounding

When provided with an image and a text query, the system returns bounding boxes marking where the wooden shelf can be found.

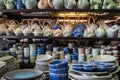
[0,9,120,13]
[1,36,120,41]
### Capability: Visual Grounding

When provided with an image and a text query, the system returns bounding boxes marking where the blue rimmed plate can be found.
[4,69,43,80]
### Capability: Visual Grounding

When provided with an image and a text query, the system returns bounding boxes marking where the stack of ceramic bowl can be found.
[0,56,19,72]
[36,47,45,55]
[34,54,52,77]
[1,69,46,80]
[49,59,69,80]
[0,61,6,78]
[29,44,36,63]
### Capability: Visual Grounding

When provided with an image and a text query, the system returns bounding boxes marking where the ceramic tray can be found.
[4,69,43,80]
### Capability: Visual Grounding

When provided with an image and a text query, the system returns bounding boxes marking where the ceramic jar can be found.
[78,48,85,54]
[48,0,64,9]
[38,0,51,9]
[64,0,76,9]
[77,0,89,9]
[14,0,25,9]
[4,0,15,9]
[22,0,37,9]
[78,54,85,62]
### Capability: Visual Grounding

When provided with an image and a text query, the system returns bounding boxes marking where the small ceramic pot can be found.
[24,47,30,57]
[63,47,70,54]
[92,48,100,57]
[85,48,91,54]
[29,44,36,51]
[53,47,59,52]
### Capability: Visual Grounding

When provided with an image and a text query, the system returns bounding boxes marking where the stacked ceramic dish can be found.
[34,54,52,77]
[49,59,69,80]
[69,55,120,80]
[1,69,46,80]
[0,61,6,78]
[0,56,20,72]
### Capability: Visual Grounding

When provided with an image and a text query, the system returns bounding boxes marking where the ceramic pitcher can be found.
[22,0,37,9]
[14,0,25,9]
[38,0,50,9]
[4,0,15,9]
[64,0,76,9]
[77,0,89,9]
[48,0,64,9]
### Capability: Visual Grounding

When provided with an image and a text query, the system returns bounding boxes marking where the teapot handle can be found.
[88,16,96,24]
[31,18,38,25]
[48,0,54,8]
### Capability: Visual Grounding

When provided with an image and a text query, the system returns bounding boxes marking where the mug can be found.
[85,48,91,54]
[78,48,85,54]
[92,48,100,57]
[78,54,85,62]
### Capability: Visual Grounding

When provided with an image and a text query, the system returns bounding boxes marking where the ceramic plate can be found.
[4,69,43,80]
[0,61,6,69]
[93,55,116,62]
[0,56,13,61]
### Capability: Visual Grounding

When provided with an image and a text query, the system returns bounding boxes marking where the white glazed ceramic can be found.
[37,55,52,62]
[78,54,85,62]
[93,55,117,62]
[92,48,100,57]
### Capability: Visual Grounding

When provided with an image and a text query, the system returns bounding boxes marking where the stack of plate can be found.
[0,56,20,72]
[1,69,46,80]
[0,61,6,78]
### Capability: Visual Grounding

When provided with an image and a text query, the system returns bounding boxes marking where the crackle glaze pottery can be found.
[106,25,120,38]
[43,28,53,36]
[0,0,6,9]
[22,0,37,9]
[4,69,43,80]
[48,0,64,9]
[33,29,43,36]
[4,0,15,9]
[38,0,51,9]
[64,0,76,9]
[83,25,95,37]
[14,0,25,9]
[72,24,86,37]
[22,27,33,36]
[14,27,23,36]
[62,24,73,37]
[77,0,89,9]
[53,29,62,37]
[90,0,102,9]
[102,0,116,9]
[95,27,105,38]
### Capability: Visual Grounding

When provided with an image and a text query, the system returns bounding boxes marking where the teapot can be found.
[62,20,73,37]
[22,0,37,9]
[14,0,25,9]
[33,29,43,36]
[14,27,23,36]
[38,0,51,9]
[4,0,15,9]
[6,20,19,30]
[106,24,120,38]
[64,0,76,9]
[84,25,95,37]
[48,0,64,9]
[90,0,102,9]
[77,0,89,9]
[95,27,105,38]
[22,27,33,36]
[0,0,6,9]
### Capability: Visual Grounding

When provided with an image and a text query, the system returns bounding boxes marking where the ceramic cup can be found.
[53,47,59,52]
[85,48,91,54]
[78,54,85,62]
[29,44,36,51]
[24,47,30,58]
[68,43,75,49]
[92,48,100,57]
[78,48,85,54]
[100,49,106,55]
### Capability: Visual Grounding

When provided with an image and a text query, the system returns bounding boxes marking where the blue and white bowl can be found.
[49,59,68,69]
[49,73,68,80]
[50,67,69,74]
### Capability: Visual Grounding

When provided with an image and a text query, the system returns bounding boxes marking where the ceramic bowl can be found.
[83,64,96,72]
[49,73,68,80]
[93,55,117,62]
[49,59,68,69]
[37,55,52,62]
[71,53,78,60]
[50,67,69,74]
[72,66,83,71]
